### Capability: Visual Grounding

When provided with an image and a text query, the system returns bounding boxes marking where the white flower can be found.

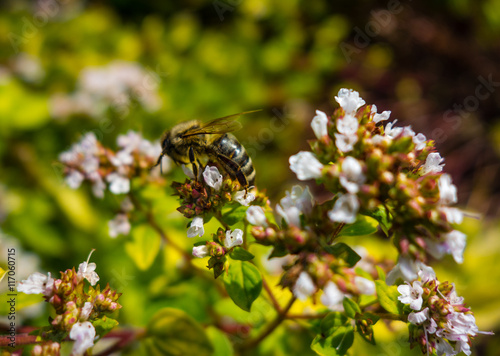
[203,166,223,190]
[108,214,131,238]
[17,272,54,296]
[373,110,391,123]
[397,280,424,310]
[110,150,134,167]
[320,281,345,310]
[408,307,430,325]
[421,152,445,175]
[80,302,93,321]
[334,133,358,152]
[311,110,328,139]
[234,190,255,206]
[327,193,359,224]
[336,114,359,136]
[224,229,244,249]
[418,264,436,283]
[444,230,466,264]
[65,170,85,189]
[335,88,365,115]
[289,151,324,180]
[413,133,427,150]
[384,120,403,138]
[276,186,314,227]
[293,272,316,301]
[77,261,99,286]
[192,245,209,258]
[354,276,375,295]
[69,321,96,356]
[438,174,457,204]
[339,156,365,194]
[187,216,204,237]
[386,256,432,284]
[106,173,130,194]
[434,338,455,356]
[440,207,463,224]
[246,206,267,226]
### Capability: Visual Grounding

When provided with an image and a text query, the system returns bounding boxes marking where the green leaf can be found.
[223,260,262,311]
[324,243,361,268]
[269,245,288,258]
[311,326,354,356]
[147,308,214,356]
[0,267,6,283]
[229,247,254,261]
[363,207,392,236]
[206,326,234,356]
[342,297,361,319]
[320,313,349,334]
[338,215,378,237]
[375,280,400,314]
[221,205,247,226]
[92,316,119,336]
[125,224,161,270]
[375,266,386,281]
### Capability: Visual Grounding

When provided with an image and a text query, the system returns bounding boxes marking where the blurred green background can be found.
[1,0,499,354]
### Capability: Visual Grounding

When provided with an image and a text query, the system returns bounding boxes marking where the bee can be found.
[154,111,259,191]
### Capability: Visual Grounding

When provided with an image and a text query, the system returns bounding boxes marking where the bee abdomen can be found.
[213,134,255,186]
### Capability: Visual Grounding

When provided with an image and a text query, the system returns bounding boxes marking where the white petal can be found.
[65,170,84,189]
[334,133,358,152]
[106,173,130,194]
[203,166,223,190]
[354,276,375,295]
[444,230,466,264]
[108,214,131,238]
[320,281,345,310]
[327,193,359,224]
[246,206,267,226]
[311,110,328,139]
[293,272,316,301]
[81,302,93,321]
[187,216,204,238]
[408,307,429,325]
[77,262,99,286]
[421,152,445,175]
[289,151,324,180]
[336,114,359,136]
[234,190,255,206]
[438,174,457,204]
[192,245,209,258]
[335,88,365,115]
[413,133,427,150]
[224,229,244,249]
[17,272,53,296]
[373,110,391,123]
[69,321,96,356]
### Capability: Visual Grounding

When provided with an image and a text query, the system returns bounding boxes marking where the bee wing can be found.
[181,110,260,137]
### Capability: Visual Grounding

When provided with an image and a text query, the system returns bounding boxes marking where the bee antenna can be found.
[152,154,164,174]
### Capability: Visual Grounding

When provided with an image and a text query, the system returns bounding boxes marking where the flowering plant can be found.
[5,88,492,355]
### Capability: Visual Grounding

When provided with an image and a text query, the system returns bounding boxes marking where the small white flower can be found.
[434,338,455,356]
[328,193,359,224]
[203,166,223,190]
[440,207,463,225]
[418,264,436,283]
[293,272,316,301]
[413,133,427,150]
[246,206,267,226]
[408,307,430,325]
[397,280,424,310]
[339,156,365,194]
[65,170,85,189]
[69,321,96,356]
[334,133,358,152]
[108,214,131,238]
[234,190,255,206]
[106,173,130,194]
[289,151,324,180]
[276,186,314,227]
[320,281,345,310]
[444,230,466,264]
[336,114,359,136]
[386,256,429,284]
[384,120,403,138]
[421,152,445,175]
[438,174,457,204]
[77,261,99,286]
[311,110,328,139]
[17,272,54,296]
[80,302,93,321]
[371,134,391,146]
[354,276,375,295]
[335,88,366,115]
[187,216,204,238]
[192,245,209,258]
[373,110,391,124]
[224,229,244,249]
[110,150,134,167]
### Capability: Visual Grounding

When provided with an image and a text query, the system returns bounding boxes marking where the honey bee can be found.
[154,111,259,190]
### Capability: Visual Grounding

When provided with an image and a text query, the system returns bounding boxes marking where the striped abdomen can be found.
[211,133,255,187]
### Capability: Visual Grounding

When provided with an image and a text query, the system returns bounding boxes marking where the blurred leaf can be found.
[338,216,378,237]
[363,207,392,236]
[375,266,386,282]
[343,297,361,319]
[223,260,262,312]
[146,308,213,356]
[0,267,5,283]
[92,316,119,336]
[320,313,349,334]
[229,247,254,261]
[375,280,400,315]
[221,205,247,226]
[125,225,161,270]
[311,325,354,356]
[324,243,361,268]
[206,326,234,356]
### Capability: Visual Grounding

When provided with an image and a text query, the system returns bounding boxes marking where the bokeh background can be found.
[1,0,499,355]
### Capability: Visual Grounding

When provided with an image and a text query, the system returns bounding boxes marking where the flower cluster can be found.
[50,60,161,119]
[17,252,122,356]
[398,268,492,356]
[59,131,169,198]
[289,88,466,277]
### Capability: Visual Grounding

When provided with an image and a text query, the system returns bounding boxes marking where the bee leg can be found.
[189,146,199,181]
[216,153,248,196]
